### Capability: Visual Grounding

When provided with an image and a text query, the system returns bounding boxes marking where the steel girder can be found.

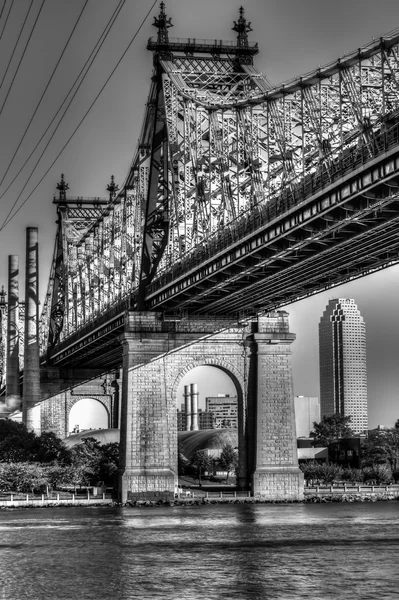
[41,21,399,357]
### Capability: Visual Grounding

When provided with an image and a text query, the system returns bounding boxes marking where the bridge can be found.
[2,4,399,502]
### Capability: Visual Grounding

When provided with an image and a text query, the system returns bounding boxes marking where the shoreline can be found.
[1,491,399,509]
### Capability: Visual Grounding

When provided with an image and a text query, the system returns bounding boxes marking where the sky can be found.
[1,0,399,428]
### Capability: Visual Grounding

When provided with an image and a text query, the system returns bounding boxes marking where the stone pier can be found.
[250,313,304,500]
[118,311,303,503]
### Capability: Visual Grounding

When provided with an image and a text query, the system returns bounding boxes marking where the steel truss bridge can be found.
[31,5,399,372]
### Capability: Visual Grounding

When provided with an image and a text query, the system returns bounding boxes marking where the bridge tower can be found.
[116,4,303,502]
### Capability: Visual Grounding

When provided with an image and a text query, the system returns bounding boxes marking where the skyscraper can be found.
[319,298,368,434]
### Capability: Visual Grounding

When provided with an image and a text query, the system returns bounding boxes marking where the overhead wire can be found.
[0,0,89,191]
[0,0,7,24]
[0,0,127,228]
[0,0,14,43]
[1,0,158,231]
[0,0,35,91]
[0,0,46,118]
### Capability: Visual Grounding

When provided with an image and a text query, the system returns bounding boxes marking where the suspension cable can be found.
[0,0,127,228]
[0,0,126,211]
[0,0,46,118]
[0,0,89,190]
[0,0,34,91]
[1,0,157,231]
[0,0,14,43]
[0,0,7,25]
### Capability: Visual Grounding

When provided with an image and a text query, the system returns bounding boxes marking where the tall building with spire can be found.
[319,298,368,434]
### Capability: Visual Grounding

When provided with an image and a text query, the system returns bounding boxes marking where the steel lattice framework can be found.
[38,4,399,360]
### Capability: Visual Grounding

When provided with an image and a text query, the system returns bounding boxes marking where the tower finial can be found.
[153,2,173,46]
[106,175,119,201]
[0,285,6,306]
[232,7,254,65]
[56,174,69,201]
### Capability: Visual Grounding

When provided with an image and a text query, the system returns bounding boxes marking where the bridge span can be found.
[2,4,399,502]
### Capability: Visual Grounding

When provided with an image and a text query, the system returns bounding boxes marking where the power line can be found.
[0,0,14,43]
[0,0,127,226]
[0,0,7,24]
[0,0,46,118]
[0,0,89,190]
[0,0,35,91]
[2,0,157,230]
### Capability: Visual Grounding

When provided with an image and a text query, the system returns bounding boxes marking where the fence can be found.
[0,489,115,508]
[304,483,399,496]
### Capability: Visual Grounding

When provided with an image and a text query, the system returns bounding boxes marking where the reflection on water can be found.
[0,502,398,600]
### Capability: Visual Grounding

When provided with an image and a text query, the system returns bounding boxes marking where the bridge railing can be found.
[149,116,399,295]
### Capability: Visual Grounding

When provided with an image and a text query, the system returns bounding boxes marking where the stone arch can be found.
[171,357,245,407]
[67,396,111,434]
[171,355,248,488]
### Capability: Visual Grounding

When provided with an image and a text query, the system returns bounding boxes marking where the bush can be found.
[0,463,47,493]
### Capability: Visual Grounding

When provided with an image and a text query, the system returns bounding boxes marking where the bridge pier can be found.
[250,314,304,500]
[118,311,303,503]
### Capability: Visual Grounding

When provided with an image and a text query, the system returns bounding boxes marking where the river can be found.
[0,501,398,600]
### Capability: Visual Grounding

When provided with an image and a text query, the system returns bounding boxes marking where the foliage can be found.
[361,428,399,471]
[190,449,214,485]
[0,420,37,462]
[0,420,72,465]
[310,414,354,447]
[69,438,119,486]
[43,464,73,490]
[300,462,343,485]
[341,467,363,484]
[0,422,119,491]
[33,432,72,465]
[98,442,119,483]
[177,441,190,476]
[0,463,48,493]
[362,464,392,484]
[218,444,238,482]
[299,461,395,485]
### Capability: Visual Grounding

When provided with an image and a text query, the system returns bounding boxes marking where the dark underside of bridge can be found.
[48,136,399,372]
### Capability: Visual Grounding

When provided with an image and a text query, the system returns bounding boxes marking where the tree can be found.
[0,463,48,494]
[310,414,354,447]
[190,449,214,486]
[97,442,119,484]
[0,420,37,462]
[218,444,238,483]
[33,432,72,465]
[395,419,399,430]
[70,437,103,485]
[362,428,399,471]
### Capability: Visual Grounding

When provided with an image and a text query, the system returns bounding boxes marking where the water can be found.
[0,502,398,600]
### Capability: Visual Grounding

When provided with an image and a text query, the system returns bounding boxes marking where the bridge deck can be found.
[47,119,399,370]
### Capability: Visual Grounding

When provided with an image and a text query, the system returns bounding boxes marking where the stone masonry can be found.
[118,311,304,503]
[40,377,117,439]
[251,314,304,500]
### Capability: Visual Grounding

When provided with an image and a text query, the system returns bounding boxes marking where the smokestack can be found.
[22,228,41,434]
[190,383,199,431]
[5,255,21,414]
[184,384,191,431]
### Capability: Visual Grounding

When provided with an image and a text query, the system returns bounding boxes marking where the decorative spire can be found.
[233,6,252,48]
[153,2,173,46]
[56,174,69,201]
[106,175,119,201]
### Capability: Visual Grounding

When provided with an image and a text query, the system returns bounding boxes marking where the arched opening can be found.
[68,398,109,434]
[175,364,245,487]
